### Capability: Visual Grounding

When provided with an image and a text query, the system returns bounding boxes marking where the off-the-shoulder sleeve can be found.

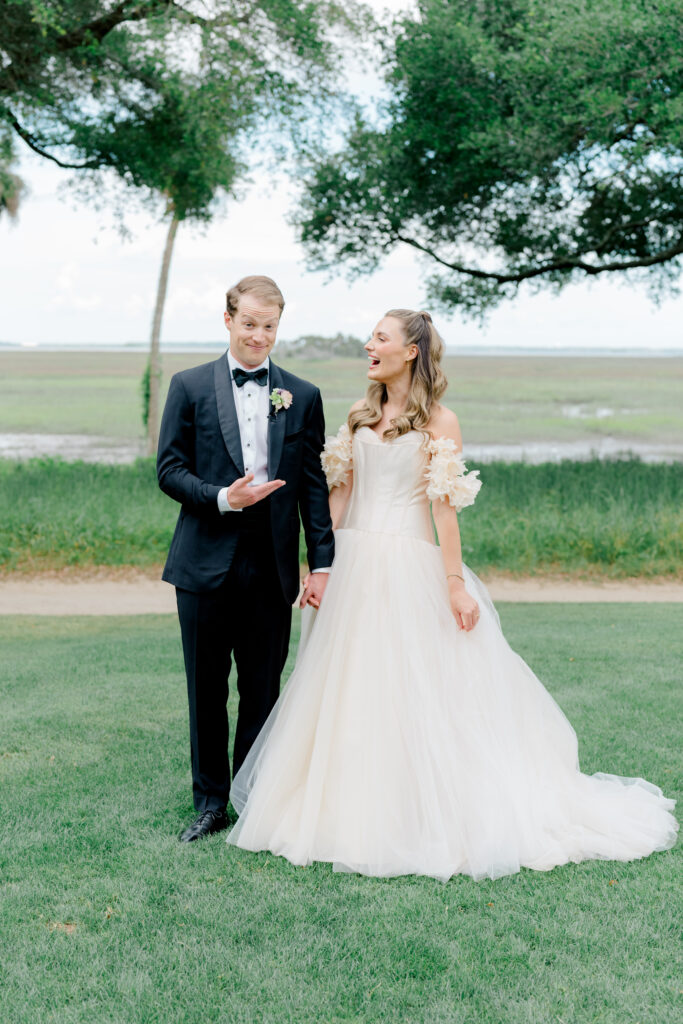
[424,436,481,512]
[320,423,353,490]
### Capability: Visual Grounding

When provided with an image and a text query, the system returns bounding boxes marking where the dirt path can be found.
[1,571,681,615]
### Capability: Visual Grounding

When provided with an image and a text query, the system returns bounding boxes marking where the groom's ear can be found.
[224,311,231,330]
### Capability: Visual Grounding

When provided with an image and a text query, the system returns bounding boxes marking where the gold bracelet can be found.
[446,573,464,582]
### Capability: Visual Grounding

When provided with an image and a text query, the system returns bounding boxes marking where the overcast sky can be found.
[1,1,682,351]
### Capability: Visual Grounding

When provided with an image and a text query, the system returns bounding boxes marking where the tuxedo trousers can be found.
[175,509,292,813]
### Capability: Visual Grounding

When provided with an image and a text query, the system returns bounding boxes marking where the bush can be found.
[1,457,681,578]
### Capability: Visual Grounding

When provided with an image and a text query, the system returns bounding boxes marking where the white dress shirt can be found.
[217,350,330,575]
[217,351,271,513]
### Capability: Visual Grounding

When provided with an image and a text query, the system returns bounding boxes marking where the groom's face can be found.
[224,295,281,369]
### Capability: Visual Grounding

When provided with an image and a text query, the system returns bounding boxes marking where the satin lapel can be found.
[214,355,245,476]
[267,362,287,480]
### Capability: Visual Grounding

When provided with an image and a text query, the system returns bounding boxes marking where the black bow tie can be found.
[232,366,269,388]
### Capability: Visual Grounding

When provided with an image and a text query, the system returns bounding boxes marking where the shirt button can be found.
[246,442,251,447]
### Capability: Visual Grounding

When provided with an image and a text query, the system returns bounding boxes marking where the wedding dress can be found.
[227,426,677,880]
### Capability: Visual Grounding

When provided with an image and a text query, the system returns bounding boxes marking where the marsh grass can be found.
[1,456,681,578]
[465,458,683,578]
[0,606,680,1023]
[1,350,682,446]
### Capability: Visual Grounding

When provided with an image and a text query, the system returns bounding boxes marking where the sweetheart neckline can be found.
[357,426,426,446]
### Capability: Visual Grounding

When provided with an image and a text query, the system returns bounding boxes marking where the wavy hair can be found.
[348,309,447,440]
[226,275,285,316]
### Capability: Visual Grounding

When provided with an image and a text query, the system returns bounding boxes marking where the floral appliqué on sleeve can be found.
[320,423,353,490]
[424,436,482,512]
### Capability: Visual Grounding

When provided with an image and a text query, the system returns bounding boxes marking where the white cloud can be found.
[53,261,102,310]
[123,293,149,316]
[55,262,77,292]
[166,280,228,315]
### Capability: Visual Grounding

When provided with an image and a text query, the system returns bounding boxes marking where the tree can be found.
[297,0,683,317]
[280,332,365,358]
[1,0,357,450]
[1,1,350,176]
[116,75,248,454]
[0,160,25,220]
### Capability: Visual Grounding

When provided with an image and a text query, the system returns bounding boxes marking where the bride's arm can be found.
[428,410,481,632]
[329,472,353,529]
[433,503,479,631]
[322,401,364,529]
[320,407,360,530]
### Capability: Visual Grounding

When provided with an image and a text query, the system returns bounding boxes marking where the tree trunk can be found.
[146,209,180,456]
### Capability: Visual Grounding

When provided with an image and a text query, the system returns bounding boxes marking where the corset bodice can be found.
[339,427,435,544]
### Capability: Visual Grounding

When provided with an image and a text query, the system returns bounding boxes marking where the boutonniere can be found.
[270,388,293,415]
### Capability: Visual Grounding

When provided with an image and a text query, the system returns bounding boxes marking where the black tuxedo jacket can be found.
[157,354,334,603]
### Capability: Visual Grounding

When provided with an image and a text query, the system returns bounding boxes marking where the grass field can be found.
[1,456,680,578]
[0,605,680,1024]
[2,350,681,580]
[1,349,682,447]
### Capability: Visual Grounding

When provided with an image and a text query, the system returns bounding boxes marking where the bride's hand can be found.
[448,580,480,631]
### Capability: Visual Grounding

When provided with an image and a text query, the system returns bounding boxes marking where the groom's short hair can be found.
[226,276,285,317]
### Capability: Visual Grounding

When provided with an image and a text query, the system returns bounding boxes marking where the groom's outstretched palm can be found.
[227,473,285,510]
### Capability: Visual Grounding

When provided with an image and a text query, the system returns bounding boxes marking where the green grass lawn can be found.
[1,457,681,578]
[0,606,680,1024]
[1,349,682,446]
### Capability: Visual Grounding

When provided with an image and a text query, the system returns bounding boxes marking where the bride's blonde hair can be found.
[348,309,447,440]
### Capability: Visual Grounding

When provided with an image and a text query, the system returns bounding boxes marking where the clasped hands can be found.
[226,473,328,610]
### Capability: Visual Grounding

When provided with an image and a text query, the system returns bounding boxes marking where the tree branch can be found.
[56,1,174,51]
[55,0,253,47]
[0,2,173,95]
[394,233,683,284]
[592,215,661,256]
[167,2,255,29]
[8,113,100,170]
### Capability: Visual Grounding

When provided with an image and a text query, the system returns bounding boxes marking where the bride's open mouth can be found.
[368,357,380,369]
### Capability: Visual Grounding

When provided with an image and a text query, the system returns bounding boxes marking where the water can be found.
[0,434,144,464]
[0,433,680,465]
[3,342,683,357]
[465,439,683,464]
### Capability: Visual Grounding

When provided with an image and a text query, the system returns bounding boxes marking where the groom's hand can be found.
[300,572,328,610]
[227,473,285,510]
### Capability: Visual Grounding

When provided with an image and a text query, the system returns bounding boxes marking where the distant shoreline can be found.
[2,432,681,464]
[2,342,683,358]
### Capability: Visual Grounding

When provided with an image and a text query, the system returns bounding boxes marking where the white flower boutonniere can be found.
[270,388,293,415]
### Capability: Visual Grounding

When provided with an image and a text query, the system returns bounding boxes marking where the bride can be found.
[226,309,677,881]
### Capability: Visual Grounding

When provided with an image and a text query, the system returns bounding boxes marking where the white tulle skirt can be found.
[227,528,678,881]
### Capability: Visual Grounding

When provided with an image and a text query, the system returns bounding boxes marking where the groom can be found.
[157,275,334,842]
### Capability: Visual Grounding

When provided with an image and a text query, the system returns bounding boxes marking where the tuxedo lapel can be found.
[214,355,245,476]
[267,362,286,480]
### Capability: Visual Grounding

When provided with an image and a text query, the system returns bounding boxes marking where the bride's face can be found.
[365,317,417,384]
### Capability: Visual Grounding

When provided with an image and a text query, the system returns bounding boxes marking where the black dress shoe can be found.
[179,809,229,843]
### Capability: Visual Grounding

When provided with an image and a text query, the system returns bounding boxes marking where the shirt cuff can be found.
[217,487,241,513]
[311,567,331,574]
